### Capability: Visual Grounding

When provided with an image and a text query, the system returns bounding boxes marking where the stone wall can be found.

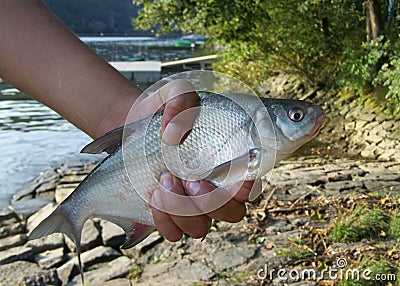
[260,73,400,161]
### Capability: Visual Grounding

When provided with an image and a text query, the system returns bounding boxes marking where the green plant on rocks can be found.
[336,256,398,286]
[329,204,390,243]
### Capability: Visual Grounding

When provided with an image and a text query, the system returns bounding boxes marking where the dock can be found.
[108,54,217,85]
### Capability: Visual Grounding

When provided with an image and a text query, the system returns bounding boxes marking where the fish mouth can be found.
[311,112,326,136]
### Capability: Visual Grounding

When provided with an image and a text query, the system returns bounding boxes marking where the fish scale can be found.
[29,93,325,282]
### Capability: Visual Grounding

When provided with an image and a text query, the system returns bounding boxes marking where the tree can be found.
[134,0,400,115]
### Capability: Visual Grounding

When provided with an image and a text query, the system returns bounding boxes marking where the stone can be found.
[57,246,121,284]
[0,260,59,285]
[10,197,52,219]
[27,202,56,233]
[357,112,376,122]
[35,247,66,269]
[55,184,76,203]
[0,207,16,220]
[26,233,65,253]
[68,256,136,285]
[0,233,27,251]
[100,219,125,247]
[36,180,58,194]
[133,231,163,256]
[0,245,33,264]
[170,258,214,281]
[59,174,86,184]
[90,278,132,286]
[378,149,397,161]
[324,180,363,191]
[210,246,257,271]
[0,221,26,239]
[65,219,101,252]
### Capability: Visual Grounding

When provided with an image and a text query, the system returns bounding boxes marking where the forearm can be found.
[0,0,141,138]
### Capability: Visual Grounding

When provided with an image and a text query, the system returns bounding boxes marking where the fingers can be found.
[151,173,211,242]
[185,181,248,223]
[158,79,199,145]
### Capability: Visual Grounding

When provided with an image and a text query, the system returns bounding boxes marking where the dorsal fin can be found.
[81,126,124,154]
[81,121,140,154]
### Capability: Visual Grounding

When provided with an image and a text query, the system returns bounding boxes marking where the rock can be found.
[0,260,59,285]
[65,219,101,252]
[59,174,86,184]
[90,278,132,286]
[13,181,42,201]
[324,180,363,191]
[10,197,52,219]
[57,246,121,284]
[0,207,16,220]
[100,219,125,247]
[0,233,27,251]
[378,149,397,161]
[0,245,33,264]
[26,233,65,253]
[55,184,76,203]
[68,256,136,285]
[36,179,58,193]
[209,246,257,271]
[27,202,56,233]
[170,258,214,281]
[133,231,163,256]
[57,258,77,285]
[0,220,26,239]
[35,247,66,269]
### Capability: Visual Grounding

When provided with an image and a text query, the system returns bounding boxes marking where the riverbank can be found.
[0,156,399,285]
[1,74,400,285]
[261,73,400,162]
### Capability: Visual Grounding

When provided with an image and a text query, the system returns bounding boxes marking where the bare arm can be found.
[0,0,139,138]
[0,0,255,242]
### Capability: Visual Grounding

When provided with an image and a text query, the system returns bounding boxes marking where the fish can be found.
[29,93,325,281]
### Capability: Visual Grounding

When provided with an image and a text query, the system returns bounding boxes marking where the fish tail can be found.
[29,206,85,283]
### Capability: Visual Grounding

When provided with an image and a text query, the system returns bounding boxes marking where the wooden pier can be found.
[108,54,217,84]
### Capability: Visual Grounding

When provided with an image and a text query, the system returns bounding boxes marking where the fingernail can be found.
[186,181,201,196]
[160,173,174,191]
[162,122,182,145]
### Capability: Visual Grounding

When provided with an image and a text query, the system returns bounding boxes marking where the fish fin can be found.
[205,148,261,184]
[81,126,124,154]
[29,207,85,283]
[98,215,155,249]
[121,223,155,249]
[80,121,141,154]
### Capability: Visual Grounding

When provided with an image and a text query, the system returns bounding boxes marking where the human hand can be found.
[135,79,257,242]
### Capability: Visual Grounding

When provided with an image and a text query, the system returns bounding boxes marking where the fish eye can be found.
[288,107,304,122]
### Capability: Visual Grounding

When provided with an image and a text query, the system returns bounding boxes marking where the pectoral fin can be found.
[98,215,155,249]
[205,148,261,185]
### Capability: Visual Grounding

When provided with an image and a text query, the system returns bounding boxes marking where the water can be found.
[0,37,194,208]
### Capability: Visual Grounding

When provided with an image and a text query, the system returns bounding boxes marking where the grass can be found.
[389,208,400,240]
[329,204,390,243]
[336,256,398,286]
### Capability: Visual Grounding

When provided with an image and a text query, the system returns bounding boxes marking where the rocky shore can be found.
[1,75,399,285]
[0,155,399,285]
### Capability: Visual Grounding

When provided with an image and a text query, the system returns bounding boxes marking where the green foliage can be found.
[389,208,400,240]
[134,0,400,115]
[329,205,390,243]
[336,256,398,286]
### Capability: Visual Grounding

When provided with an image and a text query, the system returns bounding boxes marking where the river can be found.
[0,37,195,209]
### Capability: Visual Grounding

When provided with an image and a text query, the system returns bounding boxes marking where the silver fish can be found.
[29,93,325,280]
